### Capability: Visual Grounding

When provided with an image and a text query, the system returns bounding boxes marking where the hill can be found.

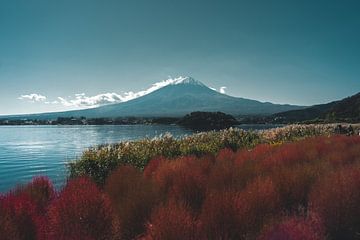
[2,77,304,120]
[273,92,360,123]
[177,111,239,131]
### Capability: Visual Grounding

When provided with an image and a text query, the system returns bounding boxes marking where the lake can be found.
[0,124,281,193]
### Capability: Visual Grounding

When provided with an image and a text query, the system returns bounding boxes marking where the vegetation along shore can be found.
[1,123,360,239]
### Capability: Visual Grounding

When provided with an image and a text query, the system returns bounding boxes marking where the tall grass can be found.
[69,124,359,184]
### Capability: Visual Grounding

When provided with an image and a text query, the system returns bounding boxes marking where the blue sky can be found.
[0,0,359,115]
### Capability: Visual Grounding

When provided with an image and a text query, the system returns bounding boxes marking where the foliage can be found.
[46,177,120,240]
[69,128,261,184]
[69,124,360,184]
[104,166,159,240]
[309,167,360,239]
[258,213,326,240]
[0,193,39,240]
[2,134,360,239]
[144,201,198,240]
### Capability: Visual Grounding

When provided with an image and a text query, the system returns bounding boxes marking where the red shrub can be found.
[0,193,39,240]
[309,167,360,239]
[200,178,280,239]
[151,158,183,195]
[144,156,167,178]
[145,201,198,240]
[236,144,275,163]
[271,164,324,211]
[17,176,55,213]
[216,148,235,162]
[152,156,211,211]
[239,177,280,236]
[207,155,254,192]
[260,143,306,171]
[105,165,159,239]
[14,176,56,239]
[258,213,325,240]
[169,158,210,211]
[233,144,277,178]
[46,177,120,240]
[326,143,360,167]
[199,190,242,239]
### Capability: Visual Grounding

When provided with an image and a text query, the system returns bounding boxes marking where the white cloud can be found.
[18,94,46,102]
[57,93,123,107]
[44,100,59,104]
[219,86,227,94]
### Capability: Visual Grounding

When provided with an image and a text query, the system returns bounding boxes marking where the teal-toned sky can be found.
[0,0,359,115]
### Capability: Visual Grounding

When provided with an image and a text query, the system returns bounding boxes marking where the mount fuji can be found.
[6,77,304,119]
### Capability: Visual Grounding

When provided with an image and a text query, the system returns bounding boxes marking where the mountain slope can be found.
[4,77,304,120]
[273,92,360,122]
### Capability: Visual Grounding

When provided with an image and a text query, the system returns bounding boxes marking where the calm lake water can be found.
[0,124,281,193]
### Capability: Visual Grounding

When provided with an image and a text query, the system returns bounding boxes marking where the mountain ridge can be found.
[2,77,304,120]
[272,92,360,123]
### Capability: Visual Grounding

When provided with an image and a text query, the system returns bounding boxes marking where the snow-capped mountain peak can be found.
[170,76,206,86]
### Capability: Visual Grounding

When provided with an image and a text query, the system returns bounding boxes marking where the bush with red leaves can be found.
[46,177,120,240]
[310,167,360,239]
[105,165,159,240]
[271,164,323,211]
[238,177,281,237]
[152,156,211,211]
[143,156,167,179]
[216,148,236,162]
[16,176,55,213]
[258,213,326,240]
[198,190,242,239]
[199,178,280,239]
[145,201,198,240]
[0,193,39,240]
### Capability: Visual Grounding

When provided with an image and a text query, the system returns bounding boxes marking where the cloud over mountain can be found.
[54,76,192,108]
[17,77,229,109]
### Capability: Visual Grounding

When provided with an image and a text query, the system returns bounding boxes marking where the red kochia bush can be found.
[18,176,55,213]
[0,177,55,240]
[310,167,360,239]
[145,201,198,240]
[216,148,235,162]
[235,143,275,165]
[46,177,120,240]
[143,156,167,178]
[258,213,325,240]
[199,190,242,239]
[16,176,56,239]
[105,165,159,240]
[200,177,280,239]
[152,156,211,211]
[208,152,256,192]
[238,177,280,236]
[0,193,39,240]
[271,164,321,211]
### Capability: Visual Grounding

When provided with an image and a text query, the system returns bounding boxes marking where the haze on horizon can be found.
[0,0,359,115]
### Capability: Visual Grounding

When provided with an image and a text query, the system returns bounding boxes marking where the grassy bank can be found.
[2,135,360,239]
[69,123,360,184]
